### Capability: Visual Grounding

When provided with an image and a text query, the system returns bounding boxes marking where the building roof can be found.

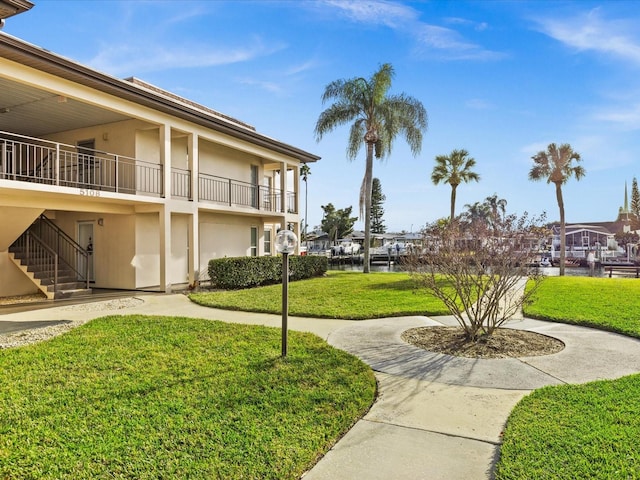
[0,0,32,21]
[0,31,320,163]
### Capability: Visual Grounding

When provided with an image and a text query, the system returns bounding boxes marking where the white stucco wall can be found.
[45,119,150,160]
[0,253,40,297]
[199,139,259,181]
[199,212,260,279]
[135,128,161,165]
[171,214,189,285]
[134,212,160,289]
[51,211,137,289]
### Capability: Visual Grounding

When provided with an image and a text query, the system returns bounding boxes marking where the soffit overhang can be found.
[0,0,33,20]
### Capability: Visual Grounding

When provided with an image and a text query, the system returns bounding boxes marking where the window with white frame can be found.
[264,228,272,255]
[250,226,258,256]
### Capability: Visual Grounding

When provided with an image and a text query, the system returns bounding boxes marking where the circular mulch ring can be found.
[402,326,565,359]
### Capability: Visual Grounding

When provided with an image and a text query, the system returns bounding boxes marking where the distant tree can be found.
[528,143,585,276]
[461,194,507,232]
[320,203,358,244]
[370,178,387,234]
[484,193,507,225]
[461,201,489,226]
[615,231,639,249]
[431,149,480,222]
[300,164,311,241]
[632,177,640,229]
[315,63,427,272]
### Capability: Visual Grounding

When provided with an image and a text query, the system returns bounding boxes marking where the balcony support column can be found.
[160,124,171,199]
[188,134,198,202]
[159,205,172,293]
[55,143,60,186]
[279,160,288,214]
[188,212,199,288]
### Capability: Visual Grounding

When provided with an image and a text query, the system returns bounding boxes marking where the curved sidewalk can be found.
[3,294,640,479]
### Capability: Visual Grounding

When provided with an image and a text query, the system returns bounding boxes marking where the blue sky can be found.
[5,0,640,232]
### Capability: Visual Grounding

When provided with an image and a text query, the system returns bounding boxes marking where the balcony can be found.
[0,131,297,214]
[0,131,162,196]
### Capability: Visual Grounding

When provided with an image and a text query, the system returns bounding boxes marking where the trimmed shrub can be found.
[208,255,328,289]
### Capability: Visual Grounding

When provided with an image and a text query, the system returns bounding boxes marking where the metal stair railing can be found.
[12,230,59,292]
[28,215,90,289]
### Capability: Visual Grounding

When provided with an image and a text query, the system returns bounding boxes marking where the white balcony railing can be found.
[0,131,163,196]
[198,172,293,213]
[0,130,297,214]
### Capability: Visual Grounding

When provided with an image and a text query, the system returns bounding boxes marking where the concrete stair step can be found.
[54,288,93,299]
[47,282,89,292]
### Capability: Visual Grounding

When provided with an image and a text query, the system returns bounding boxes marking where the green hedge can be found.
[208,255,328,289]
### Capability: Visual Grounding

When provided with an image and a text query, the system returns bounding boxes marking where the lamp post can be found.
[275,229,298,357]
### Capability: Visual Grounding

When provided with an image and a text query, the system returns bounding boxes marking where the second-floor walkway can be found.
[0,131,297,214]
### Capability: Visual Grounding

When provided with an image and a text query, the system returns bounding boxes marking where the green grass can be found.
[190,270,451,319]
[0,315,375,479]
[496,377,640,479]
[524,276,640,338]
[497,277,640,479]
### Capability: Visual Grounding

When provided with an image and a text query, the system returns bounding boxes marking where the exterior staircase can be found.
[8,215,92,300]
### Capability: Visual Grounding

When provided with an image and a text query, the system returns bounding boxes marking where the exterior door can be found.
[78,221,94,282]
[77,139,96,187]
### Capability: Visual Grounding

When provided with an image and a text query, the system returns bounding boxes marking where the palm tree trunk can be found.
[363,141,374,273]
[556,182,566,276]
[450,185,457,222]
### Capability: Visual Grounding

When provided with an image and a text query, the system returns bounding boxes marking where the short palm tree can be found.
[462,201,490,227]
[431,149,480,221]
[315,63,427,272]
[484,193,507,232]
[528,143,585,276]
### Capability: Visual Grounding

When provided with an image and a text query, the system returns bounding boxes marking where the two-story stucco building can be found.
[0,1,319,299]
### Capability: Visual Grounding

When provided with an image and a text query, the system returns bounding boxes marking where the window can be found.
[250,226,258,256]
[264,229,272,256]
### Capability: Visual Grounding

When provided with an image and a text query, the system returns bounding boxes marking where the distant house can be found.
[0,7,319,298]
[547,184,638,260]
[303,230,330,253]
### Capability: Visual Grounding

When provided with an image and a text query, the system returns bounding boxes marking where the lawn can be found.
[0,315,376,479]
[190,270,451,319]
[190,271,640,478]
[523,276,640,338]
[6,273,640,479]
[497,276,640,479]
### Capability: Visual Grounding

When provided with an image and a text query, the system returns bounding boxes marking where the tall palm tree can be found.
[300,163,311,241]
[431,149,480,221]
[528,143,585,276]
[315,63,427,272]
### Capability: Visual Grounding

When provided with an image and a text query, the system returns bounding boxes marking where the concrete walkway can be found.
[3,293,640,479]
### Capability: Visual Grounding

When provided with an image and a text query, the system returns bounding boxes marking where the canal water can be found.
[329,263,612,278]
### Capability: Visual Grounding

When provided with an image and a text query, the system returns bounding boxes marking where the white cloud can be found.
[466,98,494,110]
[534,8,640,66]
[593,104,640,131]
[237,77,284,95]
[444,17,489,32]
[88,38,286,76]
[414,24,505,60]
[321,0,418,28]
[284,59,320,76]
[321,0,504,61]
